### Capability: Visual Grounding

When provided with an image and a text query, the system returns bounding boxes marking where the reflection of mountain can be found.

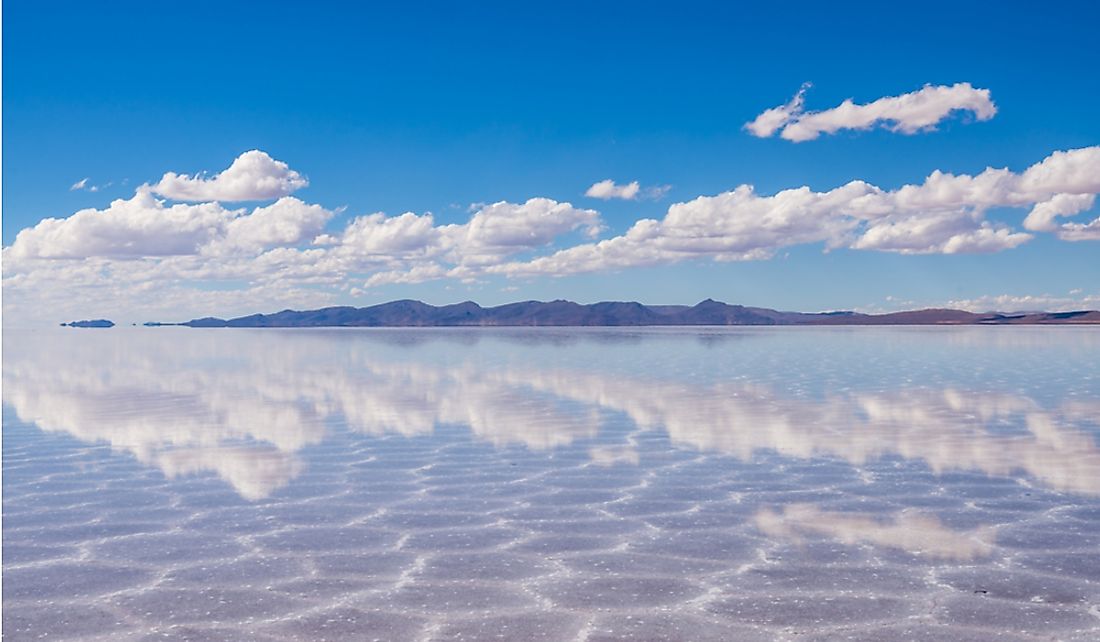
[3,329,1098,499]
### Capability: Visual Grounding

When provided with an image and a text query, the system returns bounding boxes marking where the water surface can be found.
[4,327,1099,640]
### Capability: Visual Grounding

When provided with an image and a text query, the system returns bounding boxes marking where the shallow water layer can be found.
[3,326,1099,640]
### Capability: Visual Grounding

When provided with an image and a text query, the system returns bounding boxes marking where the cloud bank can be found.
[3,147,1098,324]
[746,83,997,142]
[489,146,1100,278]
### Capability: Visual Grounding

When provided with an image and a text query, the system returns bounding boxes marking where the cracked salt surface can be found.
[3,326,1100,640]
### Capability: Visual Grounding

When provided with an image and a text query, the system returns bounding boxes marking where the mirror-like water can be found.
[4,327,1099,640]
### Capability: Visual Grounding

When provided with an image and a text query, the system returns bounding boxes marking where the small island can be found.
[60,319,115,328]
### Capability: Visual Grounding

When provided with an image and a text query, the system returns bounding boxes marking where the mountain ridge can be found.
[145,300,1100,327]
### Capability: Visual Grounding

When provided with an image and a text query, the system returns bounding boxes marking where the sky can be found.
[3,0,1099,325]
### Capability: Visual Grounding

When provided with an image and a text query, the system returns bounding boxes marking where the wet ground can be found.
[3,326,1099,640]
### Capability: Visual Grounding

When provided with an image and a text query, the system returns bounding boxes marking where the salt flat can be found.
[3,327,1099,640]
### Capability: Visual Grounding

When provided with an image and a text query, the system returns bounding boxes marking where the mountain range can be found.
[148,299,1100,327]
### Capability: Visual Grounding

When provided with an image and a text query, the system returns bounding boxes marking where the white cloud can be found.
[863,290,1100,314]
[746,83,996,142]
[304,198,602,287]
[1023,193,1096,232]
[152,150,308,201]
[1,256,340,327]
[70,177,111,192]
[317,198,599,265]
[645,185,672,200]
[585,179,670,201]
[334,198,604,288]
[447,198,601,261]
[2,176,600,322]
[5,147,1098,325]
[5,190,334,260]
[1059,218,1100,241]
[743,82,809,138]
[208,197,334,255]
[324,211,442,256]
[942,291,1100,313]
[850,213,1031,255]
[489,146,1099,278]
[365,263,450,288]
[586,179,640,200]
[7,189,235,259]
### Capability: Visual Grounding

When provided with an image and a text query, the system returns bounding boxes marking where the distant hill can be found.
[60,319,115,328]
[148,300,1100,327]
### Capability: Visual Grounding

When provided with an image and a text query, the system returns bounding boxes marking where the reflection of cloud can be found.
[497,370,1100,495]
[3,329,1098,500]
[1,331,598,498]
[155,446,303,502]
[355,362,600,448]
[588,445,639,466]
[754,504,996,560]
[1,376,319,499]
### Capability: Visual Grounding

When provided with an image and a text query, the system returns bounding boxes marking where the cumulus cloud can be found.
[6,190,333,260]
[585,179,670,201]
[449,198,602,261]
[327,198,600,274]
[849,213,1031,254]
[1025,193,1097,233]
[305,198,603,289]
[489,146,1099,278]
[8,190,236,259]
[206,197,334,255]
[2,162,601,322]
[5,147,1098,325]
[322,211,442,256]
[746,82,997,142]
[152,150,308,201]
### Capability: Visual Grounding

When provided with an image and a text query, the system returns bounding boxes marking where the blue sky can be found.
[4,1,1099,323]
